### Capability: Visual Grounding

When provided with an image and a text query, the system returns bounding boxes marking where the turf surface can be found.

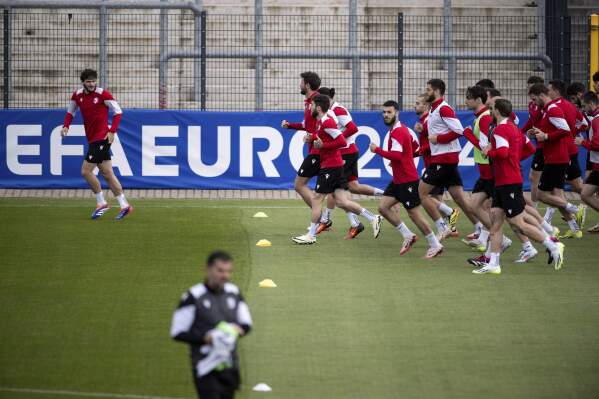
[1,198,598,399]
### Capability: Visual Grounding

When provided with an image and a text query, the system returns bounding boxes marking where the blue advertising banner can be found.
[0,109,587,190]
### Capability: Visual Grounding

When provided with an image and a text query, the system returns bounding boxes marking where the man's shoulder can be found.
[188,283,207,299]
[223,282,240,295]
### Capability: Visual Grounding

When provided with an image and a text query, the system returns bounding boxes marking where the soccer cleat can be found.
[552,226,560,237]
[467,255,489,268]
[316,220,333,235]
[91,203,110,220]
[344,223,365,239]
[115,206,133,220]
[436,228,453,242]
[424,245,443,259]
[291,234,316,245]
[501,236,512,253]
[372,215,383,239]
[472,265,501,274]
[514,247,538,263]
[400,235,418,255]
[576,205,587,229]
[587,222,599,233]
[551,242,565,270]
[461,238,481,248]
[448,209,460,232]
[465,231,479,240]
[558,229,582,239]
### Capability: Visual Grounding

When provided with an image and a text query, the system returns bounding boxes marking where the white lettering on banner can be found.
[109,134,133,176]
[142,125,179,176]
[288,131,306,172]
[239,127,283,177]
[6,125,42,175]
[459,141,475,166]
[50,125,84,175]
[355,126,381,178]
[188,126,231,177]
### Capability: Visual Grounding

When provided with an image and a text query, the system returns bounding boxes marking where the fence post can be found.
[158,0,167,108]
[397,13,403,110]
[591,14,599,92]
[443,0,455,108]
[193,6,201,105]
[3,7,10,108]
[200,10,206,110]
[254,0,263,111]
[99,1,108,87]
[349,0,360,110]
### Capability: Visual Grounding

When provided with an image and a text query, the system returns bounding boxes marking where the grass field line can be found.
[0,203,307,209]
[0,387,190,399]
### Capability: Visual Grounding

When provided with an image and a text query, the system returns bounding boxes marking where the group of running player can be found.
[283,71,599,274]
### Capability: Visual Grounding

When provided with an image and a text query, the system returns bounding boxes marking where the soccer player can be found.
[291,95,382,245]
[418,78,476,240]
[61,69,132,220]
[281,71,321,208]
[577,91,599,232]
[523,76,546,208]
[473,99,565,274]
[527,83,584,238]
[413,94,459,234]
[567,82,586,108]
[170,251,252,399]
[370,100,443,258]
[476,78,495,89]
[314,87,384,239]
[593,72,599,93]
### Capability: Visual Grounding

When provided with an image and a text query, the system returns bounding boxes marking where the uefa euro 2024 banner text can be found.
[0,109,587,190]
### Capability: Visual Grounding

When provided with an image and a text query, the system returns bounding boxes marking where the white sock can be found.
[426,232,441,248]
[541,220,554,234]
[435,218,448,232]
[321,207,333,223]
[565,202,579,214]
[489,252,500,267]
[396,222,414,239]
[473,222,483,234]
[373,188,384,197]
[478,228,490,244]
[544,207,556,223]
[346,212,360,227]
[360,208,375,222]
[542,237,558,252]
[567,218,579,232]
[308,222,318,237]
[438,202,454,217]
[522,241,534,251]
[95,191,107,205]
[116,193,129,209]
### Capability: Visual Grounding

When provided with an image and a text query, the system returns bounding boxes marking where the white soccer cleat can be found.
[514,247,538,263]
[424,245,443,259]
[501,236,512,253]
[472,265,501,274]
[372,215,383,239]
[291,234,316,245]
[436,228,452,242]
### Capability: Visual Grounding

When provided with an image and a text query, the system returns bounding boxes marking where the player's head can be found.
[300,71,321,96]
[566,82,586,106]
[476,79,495,89]
[205,250,233,289]
[317,87,336,101]
[80,69,97,92]
[581,91,599,114]
[491,98,512,125]
[311,94,330,118]
[426,79,445,102]
[528,83,550,107]
[465,85,487,110]
[414,93,430,116]
[527,75,544,89]
[593,71,599,93]
[382,100,399,126]
[485,88,501,107]
[548,79,567,99]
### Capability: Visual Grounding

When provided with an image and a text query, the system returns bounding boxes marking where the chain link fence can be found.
[0,8,593,111]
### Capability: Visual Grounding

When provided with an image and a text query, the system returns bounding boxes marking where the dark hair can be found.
[486,88,501,98]
[80,69,98,82]
[466,85,488,104]
[582,91,599,105]
[494,98,512,117]
[207,250,233,267]
[313,94,331,113]
[528,83,548,96]
[548,79,567,97]
[427,79,446,95]
[566,82,586,96]
[383,100,399,110]
[300,71,321,91]
[593,71,599,83]
[317,87,336,98]
[527,75,544,85]
[476,79,495,89]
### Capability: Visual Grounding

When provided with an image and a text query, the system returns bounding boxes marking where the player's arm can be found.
[435,105,464,143]
[102,90,123,143]
[316,124,347,150]
[335,109,359,138]
[485,130,509,159]
[462,127,481,150]
[520,135,536,160]
[371,131,404,161]
[234,293,253,336]
[282,119,304,130]
[170,291,210,345]
[522,105,540,133]
[61,93,78,137]
[578,119,599,151]
[575,109,589,133]
[544,110,571,140]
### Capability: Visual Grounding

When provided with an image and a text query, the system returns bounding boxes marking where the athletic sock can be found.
[434,218,448,233]
[541,220,554,234]
[360,208,376,222]
[565,202,579,214]
[426,232,441,248]
[542,237,558,252]
[96,191,107,206]
[438,202,454,217]
[116,193,129,209]
[373,188,384,197]
[396,222,414,239]
[308,223,318,238]
[522,240,534,251]
[473,222,483,235]
[346,212,360,227]
[567,218,579,232]
[489,252,500,267]
[321,207,333,223]
[478,228,490,244]
[544,207,556,223]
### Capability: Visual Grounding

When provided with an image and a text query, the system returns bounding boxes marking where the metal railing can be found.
[0,1,593,111]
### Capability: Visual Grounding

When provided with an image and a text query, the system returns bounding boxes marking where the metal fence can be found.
[0,6,593,111]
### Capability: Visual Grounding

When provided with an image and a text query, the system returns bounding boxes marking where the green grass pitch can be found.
[1,198,598,399]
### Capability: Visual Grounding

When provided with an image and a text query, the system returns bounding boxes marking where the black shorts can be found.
[472,178,495,198]
[342,152,359,181]
[85,139,111,164]
[531,148,544,172]
[586,152,593,172]
[430,185,445,196]
[383,180,421,210]
[538,163,567,192]
[297,154,320,178]
[585,170,599,186]
[565,153,582,181]
[315,167,348,194]
[492,184,526,218]
[421,163,462,188]
[193,368,239,399]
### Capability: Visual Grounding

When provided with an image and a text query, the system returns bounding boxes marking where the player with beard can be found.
[577,91,599,232]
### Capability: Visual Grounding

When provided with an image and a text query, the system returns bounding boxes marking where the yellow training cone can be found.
[256,239,272,247]
[259,279,277,288]
[253,212,268,218]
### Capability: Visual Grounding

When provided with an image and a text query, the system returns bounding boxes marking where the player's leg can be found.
[472,207,503,274]
[377,193,416,254]
[333,187,382,239]
[463,190,491,250]
[581,183,599,212]
[315,194,335,234]
[292,191,323,245]
[294,175,314,208]
[98,160,132,220]
[81,159,109,219]
[529,148,544,207]
[348,180,383,196]
[418,166,450,239]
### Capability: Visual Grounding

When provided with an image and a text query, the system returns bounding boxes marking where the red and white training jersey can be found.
[374,120,419,184]
[582,108,599,171]
[314,113,346,169]
[523,100,544,148]
[489,118,523,186]
[286,91,320,155]
[427,98,464,164]
[330,102,359,155]
[418,112,432,168]
[555,98,588,155]
[63,87,122,144]
[537,99,571,164]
